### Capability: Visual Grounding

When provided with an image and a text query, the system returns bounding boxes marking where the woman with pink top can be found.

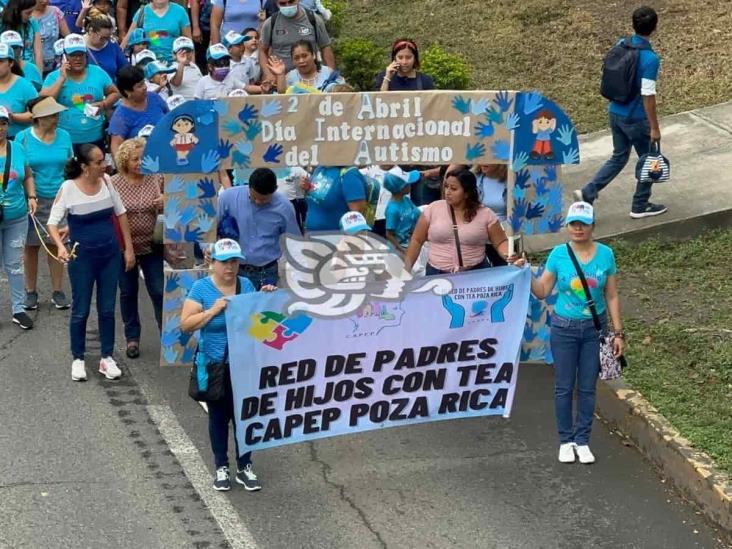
[404,167,510,274]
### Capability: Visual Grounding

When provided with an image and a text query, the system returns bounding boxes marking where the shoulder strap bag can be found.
[565,243,627,380]
[449,204,464,272]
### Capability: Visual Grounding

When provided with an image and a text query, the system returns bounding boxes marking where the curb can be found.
[596,378,732,537]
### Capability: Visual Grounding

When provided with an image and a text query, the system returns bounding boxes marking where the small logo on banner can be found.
[248,311,313,350]
[282,233,452,319]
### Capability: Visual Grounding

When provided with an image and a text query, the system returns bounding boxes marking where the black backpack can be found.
[600,37,650,104]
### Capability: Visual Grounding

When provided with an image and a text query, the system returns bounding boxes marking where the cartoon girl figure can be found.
[531,110,557,160]
[169,115,199,166]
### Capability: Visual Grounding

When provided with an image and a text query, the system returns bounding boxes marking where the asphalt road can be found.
[0,272,727,549]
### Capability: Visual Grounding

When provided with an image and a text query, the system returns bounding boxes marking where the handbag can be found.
[449,204,465,272]
[635,142,670,184]
[565,243,627,380]
[0,140,12,225]
[187,277,242,402]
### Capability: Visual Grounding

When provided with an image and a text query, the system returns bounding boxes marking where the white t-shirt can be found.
[48,177,126,226]
[146,81,171,101]
[171,64,203,100]
[230,57,253,85]
[276,167,308,200]
[194,73,248,99]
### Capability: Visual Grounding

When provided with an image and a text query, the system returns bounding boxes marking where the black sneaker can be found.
[213,466,231,491]
[52,291,71,310]
[13,312,34,330]
[236,463,262,491]
[23,291,38,310]
[630,203,668,219]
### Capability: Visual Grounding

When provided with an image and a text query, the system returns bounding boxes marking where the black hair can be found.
[116,64,145,98]
[249,168,277,195]
[85,14,113,33]
[1,0,36,35]
[64,143,101,179]
[207,56,230,70]
[171,114,195,132]
[391,38,420,69]
[632,6,658,36]
[445,168,481,222]
[290,39,320,71]
[241,27,259,37]
[1,54,25,77]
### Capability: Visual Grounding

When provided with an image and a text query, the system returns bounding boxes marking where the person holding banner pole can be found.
[181,238,277,492]
[517,202,625,465]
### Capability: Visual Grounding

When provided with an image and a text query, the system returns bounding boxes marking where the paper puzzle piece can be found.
[280,313,312,336]
[248,313,280,342]
[263,324,298,351]
[259,311,286,324]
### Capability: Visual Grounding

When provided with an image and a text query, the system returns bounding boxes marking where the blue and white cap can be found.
[565,201,594,225]
[0,42,14,60]
[144,60,176,80]
[134,49,157,65]
[211,238,245,262]
[228,89,248,97]
[222,31,247,48]
[0,105,10,121]
[0,30,23,48]
[172,36,194,53]
[166,94,187,110]
[127,28,149,48]
[383,166,420,193]
[206,43,230,61]
[137,124,155,138]
[53,38,65,57]
[339,211,371,235]
[63,33,87,55]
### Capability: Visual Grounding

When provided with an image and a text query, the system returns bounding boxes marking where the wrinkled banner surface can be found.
[226,267,531,455]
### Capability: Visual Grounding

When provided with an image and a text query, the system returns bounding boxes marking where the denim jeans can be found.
[119,249,164,342]
[582,113,654,211]
[0,216,28,315]
[68,248,121,360]
[208,371,252,470]
[238,262,279,290]
[550,315,606,445]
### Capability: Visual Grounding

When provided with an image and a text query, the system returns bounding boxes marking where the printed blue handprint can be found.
[505,112,520,131]
[232,151,250,168]
[223,119,243,136]
[442,295,466,329]
[526,202,545,219]
[523,324,537,344]
[178,330,192,347]
[538,217,551,233]
[514,169,531,189]
[562,147,580,164]
[548,214,565,232]
[245,120,262,141]
[485,105,503,124]
[141,155,159,173]
[491,140,510,161]
[474,121,495,139]
[263,143,284,163]
[490,284,514,323]
[513,198,529,219]
[212,100,228,115]
[452,95,471,114]
[557,124,575,146]
[261,99,282,117]
[166,176,187,193]
[161,329,179,348]
[165,273,180,293]
[512,151,530,172]
[535,191,551,208]
[236,141,253,155]
[534,177,550,196]
[197,213,214,233]
[197,177,216,198]
[163,315,181,333]
[200,150,221,173]
[200,199,216,218]
[471,97,490,116]
[162,346,179,364]
[163,296,183,312]
[185,225,204,242]
[181,345,196,363]
[165,198,182,228]
[494,90,513,113]
[179,205,197,226]
[544,165,557,181]
[522,91,544,115]
[509,213,523,234]
[466,142,486,161]
[196,109,214,127]
[238,104,259,124]
[216,139,233,159]
[165,227,182,242]
[512,185,526,201]
[185,181,199,200]
[530,168,544,184]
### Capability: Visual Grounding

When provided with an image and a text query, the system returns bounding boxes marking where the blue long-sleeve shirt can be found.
[217,185,301,267]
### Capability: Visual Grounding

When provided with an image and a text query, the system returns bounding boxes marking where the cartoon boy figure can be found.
[531,110,557,160]
[170,115,199,166]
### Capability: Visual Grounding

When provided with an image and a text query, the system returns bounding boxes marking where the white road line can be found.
[147,404,258,549]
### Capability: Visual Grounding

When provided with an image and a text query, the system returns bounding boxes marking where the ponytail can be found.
[64,143,99,179]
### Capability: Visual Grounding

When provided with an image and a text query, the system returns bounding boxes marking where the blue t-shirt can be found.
[546,243,617,321]
[109,92,169,140]
[42,65,113,144]
[212,0,259,37]
[0,76,38,137]
[133,3,191,62]
[385,195,420,248]
[608,35,660,121]
[88,41,130,81]
[187,276,256,362]
[22,61,43,91]
[15,127,73,199]
[0,140,29,221]
[305,166,367,231]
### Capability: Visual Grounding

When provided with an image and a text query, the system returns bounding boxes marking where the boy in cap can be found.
[126,28,150,62]
[222,30,253,85]
[144,60,176,100]
[193,43,246,99]
[383,168,421,254]
[131,48,156,68]
[169,36,202,100]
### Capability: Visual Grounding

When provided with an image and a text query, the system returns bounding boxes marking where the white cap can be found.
[53,38,65,57]
[0,30,23,48]
[166,94,187,110]
[211,238,245,261]
[172,36,194,53]
[228,89,248,97]
[63,33,87,54]
[134,49,157,65]
[565,201,594,225]
[339,211,371,235]
[137,124,155,138]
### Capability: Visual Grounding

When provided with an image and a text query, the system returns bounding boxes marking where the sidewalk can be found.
[526,101,732,252]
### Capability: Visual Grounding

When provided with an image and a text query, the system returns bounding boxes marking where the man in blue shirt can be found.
[217,167,301,289]
[576,6,666,219]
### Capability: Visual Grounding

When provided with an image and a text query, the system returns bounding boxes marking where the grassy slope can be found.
[341,0,732,132]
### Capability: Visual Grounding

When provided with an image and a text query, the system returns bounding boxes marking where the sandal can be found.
[126,342,140,359]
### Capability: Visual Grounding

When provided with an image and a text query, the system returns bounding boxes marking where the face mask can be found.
[279,5,298,17]
[212,67,230,81]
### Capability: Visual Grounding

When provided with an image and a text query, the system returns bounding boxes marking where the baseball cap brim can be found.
[565,214,593,225]
[211,250,245,261]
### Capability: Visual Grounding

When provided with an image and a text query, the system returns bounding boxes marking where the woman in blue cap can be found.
[181,238,277,492]
[0,41,37,138]
[0,30,43,89]
[521,201,625,465]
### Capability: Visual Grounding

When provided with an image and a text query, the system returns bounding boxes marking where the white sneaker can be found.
[575,445,596,464]
[315,0,332,20]
[99,357,122,380]
[558,443,576,463]
[71,359,87,382]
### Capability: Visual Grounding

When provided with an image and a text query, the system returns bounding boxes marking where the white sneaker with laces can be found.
[99,357,122,380]
[575,445,596,464]
[71,359,87,381]
[558,443,576,463]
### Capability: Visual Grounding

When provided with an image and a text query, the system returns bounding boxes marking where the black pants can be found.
[291,199,307,234]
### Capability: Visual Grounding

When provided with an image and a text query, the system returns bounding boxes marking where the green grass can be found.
[614,230,732,475]
[341,0,732,132]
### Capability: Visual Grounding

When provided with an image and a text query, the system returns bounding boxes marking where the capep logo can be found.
[281,232,452,319]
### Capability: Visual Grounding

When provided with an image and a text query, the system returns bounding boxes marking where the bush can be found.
[335,38,387,91]
[322,0,347,38]
[420,44,472,90]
